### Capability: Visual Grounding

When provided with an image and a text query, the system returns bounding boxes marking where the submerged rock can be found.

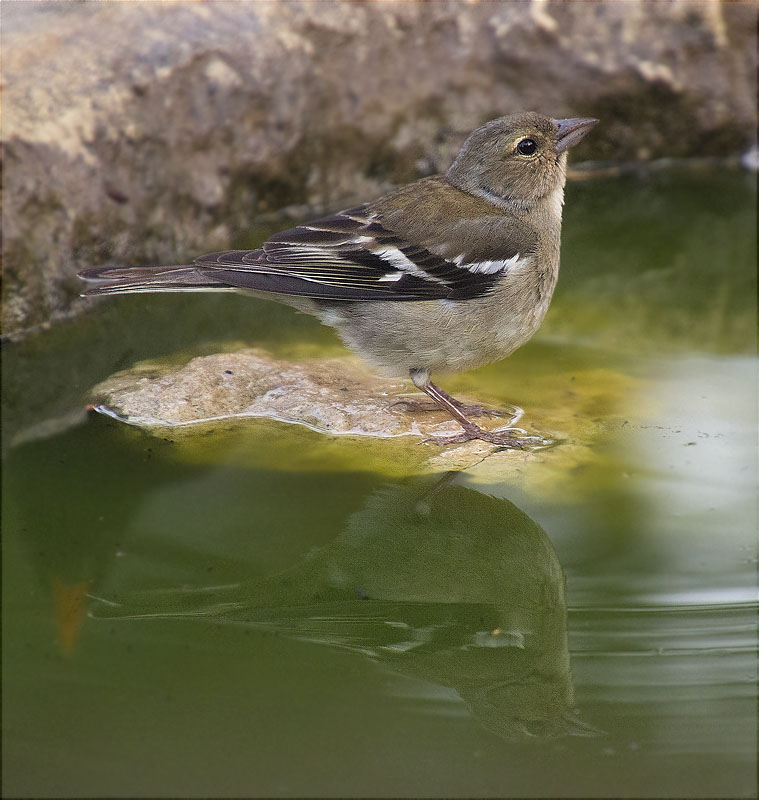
[85,346,644,482]
[91,348,516,444]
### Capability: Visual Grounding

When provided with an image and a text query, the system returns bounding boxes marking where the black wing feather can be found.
[192,208,505,302]
[81,205,518,301]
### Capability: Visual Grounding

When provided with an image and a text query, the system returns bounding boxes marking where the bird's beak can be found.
[553,117,599,153]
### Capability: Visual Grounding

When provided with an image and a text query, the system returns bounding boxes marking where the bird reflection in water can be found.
[93,470,599,741]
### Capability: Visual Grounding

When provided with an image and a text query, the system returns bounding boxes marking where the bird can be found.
[80,112,598,446]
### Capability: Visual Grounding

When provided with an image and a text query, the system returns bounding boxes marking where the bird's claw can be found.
[422,425,539,449]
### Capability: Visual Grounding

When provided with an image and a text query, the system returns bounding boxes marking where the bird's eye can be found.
[516,138,538,156]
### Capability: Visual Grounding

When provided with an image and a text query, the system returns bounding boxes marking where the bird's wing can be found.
[192,206,520,302]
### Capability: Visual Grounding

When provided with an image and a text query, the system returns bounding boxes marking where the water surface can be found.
[2,167,757,798]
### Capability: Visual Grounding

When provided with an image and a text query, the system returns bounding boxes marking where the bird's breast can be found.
[321,251,560,377]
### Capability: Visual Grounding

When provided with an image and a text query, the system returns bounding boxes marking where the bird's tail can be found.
[78,265,235,297]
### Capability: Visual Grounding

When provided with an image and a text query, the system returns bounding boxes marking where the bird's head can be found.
[446,112,598,209]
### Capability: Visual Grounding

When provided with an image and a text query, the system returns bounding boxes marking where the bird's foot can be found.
[392,398,520,422]
[423,422,542,449]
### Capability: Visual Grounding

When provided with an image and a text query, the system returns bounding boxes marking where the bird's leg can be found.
[409,369,525,448]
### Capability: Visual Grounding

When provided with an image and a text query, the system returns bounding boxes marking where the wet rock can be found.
[91,348,488,442]
[87,347,642,477]
[4,0,756,334]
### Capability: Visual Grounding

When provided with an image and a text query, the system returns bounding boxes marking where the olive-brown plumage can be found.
[80,112,598,446]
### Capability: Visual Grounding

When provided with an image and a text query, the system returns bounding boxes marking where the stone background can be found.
[3,0,757,335]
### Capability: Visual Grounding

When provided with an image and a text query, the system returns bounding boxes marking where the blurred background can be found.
[2,2,757,798]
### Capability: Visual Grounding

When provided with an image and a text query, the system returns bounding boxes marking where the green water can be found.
[2,168,757,798]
